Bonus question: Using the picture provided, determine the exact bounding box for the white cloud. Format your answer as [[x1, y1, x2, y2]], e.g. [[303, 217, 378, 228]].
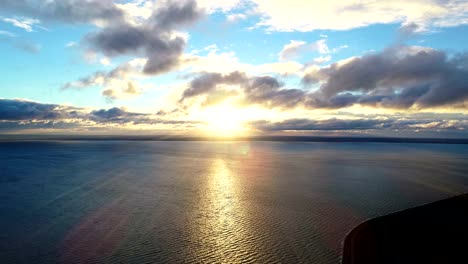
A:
[[315, 39, 330, 54], [1, 17, 41, 32], [182, 51, 244, 73], [197, 0, 243, 12], [331, 44, 349, 53], [204, 44, 219, 53], [116, 0, 154, 26], [62, 58, 148, 100], [227, 13, 248, 22], [65, 41, 77, 48], [278, 39, 330, 61], [311, 55, 332, 64], [250, 0, 468, 32], [100, 57, 112, 66], [182, 49, 305, 76], [278, 40, 307, 61]]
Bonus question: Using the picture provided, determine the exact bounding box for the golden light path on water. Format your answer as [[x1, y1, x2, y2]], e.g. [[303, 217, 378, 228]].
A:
[[189, 156, 260, 263]]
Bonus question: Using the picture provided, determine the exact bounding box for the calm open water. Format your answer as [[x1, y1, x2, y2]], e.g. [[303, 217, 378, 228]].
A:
[[1, 141, 467, 263]]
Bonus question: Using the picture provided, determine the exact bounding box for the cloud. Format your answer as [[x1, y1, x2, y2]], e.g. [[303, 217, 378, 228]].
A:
[[179, 71, 306, 108], [99, 57, 111, 66], [278, 40, 306, 61], [179, 45, 468, 111], [303, 45, 468, 109], [0, 99, 79, 120], [64, 0, 207, 100], [226, 13, 248, 22], [311, 55, 332, 64], [151, 0, 204, 30], [62, 59, 146, 100], [85, 0, 205, 76], [65, 41, 77, 48], [250, 117, 468, 133], [278, 39, 329, 61], [90, 107, 148, 123], [0, 0, 125, 25], [251, 0, 468, 32], [243, 76, 305, 108], [196, 0, 243, 12], [251, 118, 391, 131], [1, 17, 41, 32], [181, 71, 248, 99], [398, 22, 423, 41], [182, 48, 305, 76], [2, 98, 465, 135], [0, 99, 199, 132]]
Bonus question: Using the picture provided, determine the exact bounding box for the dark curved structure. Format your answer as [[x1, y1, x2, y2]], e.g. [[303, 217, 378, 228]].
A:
[[342, 194, 468, 264]]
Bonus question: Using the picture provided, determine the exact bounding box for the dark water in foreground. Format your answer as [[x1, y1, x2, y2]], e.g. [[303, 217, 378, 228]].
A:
[[1, 141, 467, 264]]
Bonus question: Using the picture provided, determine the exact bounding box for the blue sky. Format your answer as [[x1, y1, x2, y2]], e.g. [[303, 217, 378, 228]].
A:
[[0, 0, 468, 137]]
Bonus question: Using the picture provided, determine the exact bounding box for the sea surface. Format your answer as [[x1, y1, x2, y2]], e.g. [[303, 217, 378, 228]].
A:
[[1, 140, 467, 263]]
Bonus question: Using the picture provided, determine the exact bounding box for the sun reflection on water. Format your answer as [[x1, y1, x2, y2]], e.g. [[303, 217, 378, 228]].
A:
[[190, 158, 257, 263], [209, 159, 237, 229]]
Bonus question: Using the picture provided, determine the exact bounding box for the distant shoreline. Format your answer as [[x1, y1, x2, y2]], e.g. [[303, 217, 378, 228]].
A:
[[1, 135, 467, 144]]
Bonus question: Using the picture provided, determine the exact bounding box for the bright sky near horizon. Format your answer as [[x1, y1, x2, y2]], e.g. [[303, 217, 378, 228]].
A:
[[1, 0, 468, 137]]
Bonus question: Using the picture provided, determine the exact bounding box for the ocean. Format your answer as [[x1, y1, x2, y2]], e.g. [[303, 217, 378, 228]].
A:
[[1, 140, 467, 263]]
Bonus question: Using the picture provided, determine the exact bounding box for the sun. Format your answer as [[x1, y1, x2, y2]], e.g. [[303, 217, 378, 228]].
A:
[[201, 104, 248, 137]]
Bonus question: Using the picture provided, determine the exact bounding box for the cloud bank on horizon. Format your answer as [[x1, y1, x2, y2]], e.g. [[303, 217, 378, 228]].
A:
[[0, 0, 467, 137]]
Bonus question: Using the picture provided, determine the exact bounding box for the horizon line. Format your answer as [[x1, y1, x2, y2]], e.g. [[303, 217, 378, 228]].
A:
[[1, 135, 467, 144]]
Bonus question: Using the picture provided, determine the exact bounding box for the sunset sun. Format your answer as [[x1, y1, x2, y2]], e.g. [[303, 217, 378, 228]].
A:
[[202, 104, 248, 137]]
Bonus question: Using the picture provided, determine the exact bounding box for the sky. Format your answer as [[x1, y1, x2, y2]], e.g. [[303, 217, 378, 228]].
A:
[[1, 0, 468, 137]]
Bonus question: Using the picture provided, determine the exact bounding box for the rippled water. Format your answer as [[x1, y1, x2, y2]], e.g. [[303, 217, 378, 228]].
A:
[[1, 141, 468, 263]]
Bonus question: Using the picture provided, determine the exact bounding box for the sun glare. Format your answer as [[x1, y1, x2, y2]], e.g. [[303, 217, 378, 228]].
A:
[[201, 104, 248, 137]]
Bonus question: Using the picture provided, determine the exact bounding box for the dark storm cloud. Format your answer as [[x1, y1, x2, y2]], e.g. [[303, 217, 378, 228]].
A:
[[303, 46, 468, 109], [86, 0, 205, 75], [0, 0, 124, 24]]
